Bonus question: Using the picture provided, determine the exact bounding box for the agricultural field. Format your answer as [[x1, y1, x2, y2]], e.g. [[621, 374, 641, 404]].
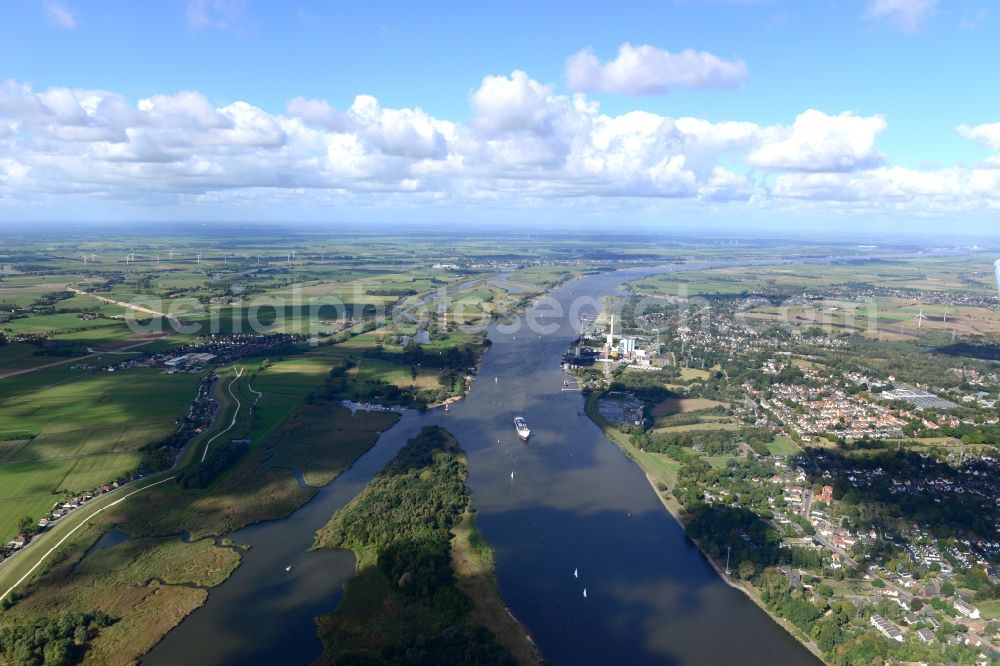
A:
[[348, 357, 442, 393], [630, 255, 999, 298], [0, 344, 55, 373], [651, 397, 727, 417], [0, 368, 201, 540], [628, 255, 1000, 343], [740, 298, 1000, 338], [267, 404, 399, 487]]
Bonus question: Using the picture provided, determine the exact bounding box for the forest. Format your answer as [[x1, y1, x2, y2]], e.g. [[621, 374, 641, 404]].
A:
[[0, 612, 113, 666]]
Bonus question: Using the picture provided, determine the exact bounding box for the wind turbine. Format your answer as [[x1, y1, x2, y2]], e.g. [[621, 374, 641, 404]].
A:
[[913, 309, 927, 329], [169, 250, 174, 260], [196, 253, 202, 264]]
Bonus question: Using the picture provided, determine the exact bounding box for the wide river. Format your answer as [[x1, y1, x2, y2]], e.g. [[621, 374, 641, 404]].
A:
[[144, 263, 820, 665]]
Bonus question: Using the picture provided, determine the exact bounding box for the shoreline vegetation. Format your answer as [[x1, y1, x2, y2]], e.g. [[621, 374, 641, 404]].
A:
[[0, 377, 399, 664], [312, 426, 542, 665], [583, 389, 829, 664]]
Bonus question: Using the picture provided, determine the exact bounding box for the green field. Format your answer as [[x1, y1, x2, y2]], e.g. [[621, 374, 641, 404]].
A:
[[3, 313, 127, 336], [0, 368, 200, 540], [630, 256, 999, 298], [767, 435, 801, 456], [268, 404, 398, 486], [0, 344, 64, 371], [634, 449, 683, 488]]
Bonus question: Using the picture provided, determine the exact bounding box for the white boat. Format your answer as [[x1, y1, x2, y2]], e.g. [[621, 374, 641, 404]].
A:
[[514, 416, 530, 441], [574, 568, 578, 579], [583, 588, 587, 598], [285, 565, 292, 572], [510, 470, 515, 479]]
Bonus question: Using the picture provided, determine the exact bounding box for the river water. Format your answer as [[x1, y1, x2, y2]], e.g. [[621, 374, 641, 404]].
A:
[[144, 264, 820, 665]]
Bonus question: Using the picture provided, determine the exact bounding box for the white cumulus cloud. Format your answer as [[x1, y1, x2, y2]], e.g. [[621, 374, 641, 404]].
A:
[[748, 109, 886, 172], [1, 73, 996, 218], [958, 122, 1000, 152], [565, 43, 748, 96]]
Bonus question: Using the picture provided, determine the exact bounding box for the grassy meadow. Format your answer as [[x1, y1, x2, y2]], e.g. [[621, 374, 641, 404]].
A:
[[0, 369, 200, 541]]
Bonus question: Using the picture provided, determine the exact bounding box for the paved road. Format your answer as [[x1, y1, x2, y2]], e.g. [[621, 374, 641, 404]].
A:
[[68, 286, 178, 321], [0, 476, 177, 603], [802, 488, 814, 519], [201, 367, 248, 463]]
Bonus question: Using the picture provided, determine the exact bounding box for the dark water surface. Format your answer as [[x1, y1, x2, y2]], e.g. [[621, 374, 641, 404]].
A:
[[144, 264, 819, 665]]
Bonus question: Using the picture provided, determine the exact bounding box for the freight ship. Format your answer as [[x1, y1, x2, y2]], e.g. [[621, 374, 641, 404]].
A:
[[514, 415, 530, 441]]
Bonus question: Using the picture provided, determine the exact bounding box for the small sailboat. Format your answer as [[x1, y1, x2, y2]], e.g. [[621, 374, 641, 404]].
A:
[[285, 565, 292, 572], [510, 470, 515, 479], [444, 403, 449, 413], [495, 376, 498, 383], [573, 568, 578, 579], [583, 588, 587, 598]]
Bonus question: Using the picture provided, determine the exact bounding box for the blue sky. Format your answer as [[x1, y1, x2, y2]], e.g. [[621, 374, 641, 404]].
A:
[[1, 0, 999, 232]]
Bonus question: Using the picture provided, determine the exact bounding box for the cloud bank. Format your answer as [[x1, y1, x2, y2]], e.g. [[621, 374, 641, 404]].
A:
[[0, 72, 997, 217]]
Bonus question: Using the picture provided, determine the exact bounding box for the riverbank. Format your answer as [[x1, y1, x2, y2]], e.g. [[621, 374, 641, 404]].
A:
[[0, 513, 242, 665], [0, 388, 396, 662], [451, 508, 543, 666], [312, 426, 541, 664], [582, 389, 828, 664]]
